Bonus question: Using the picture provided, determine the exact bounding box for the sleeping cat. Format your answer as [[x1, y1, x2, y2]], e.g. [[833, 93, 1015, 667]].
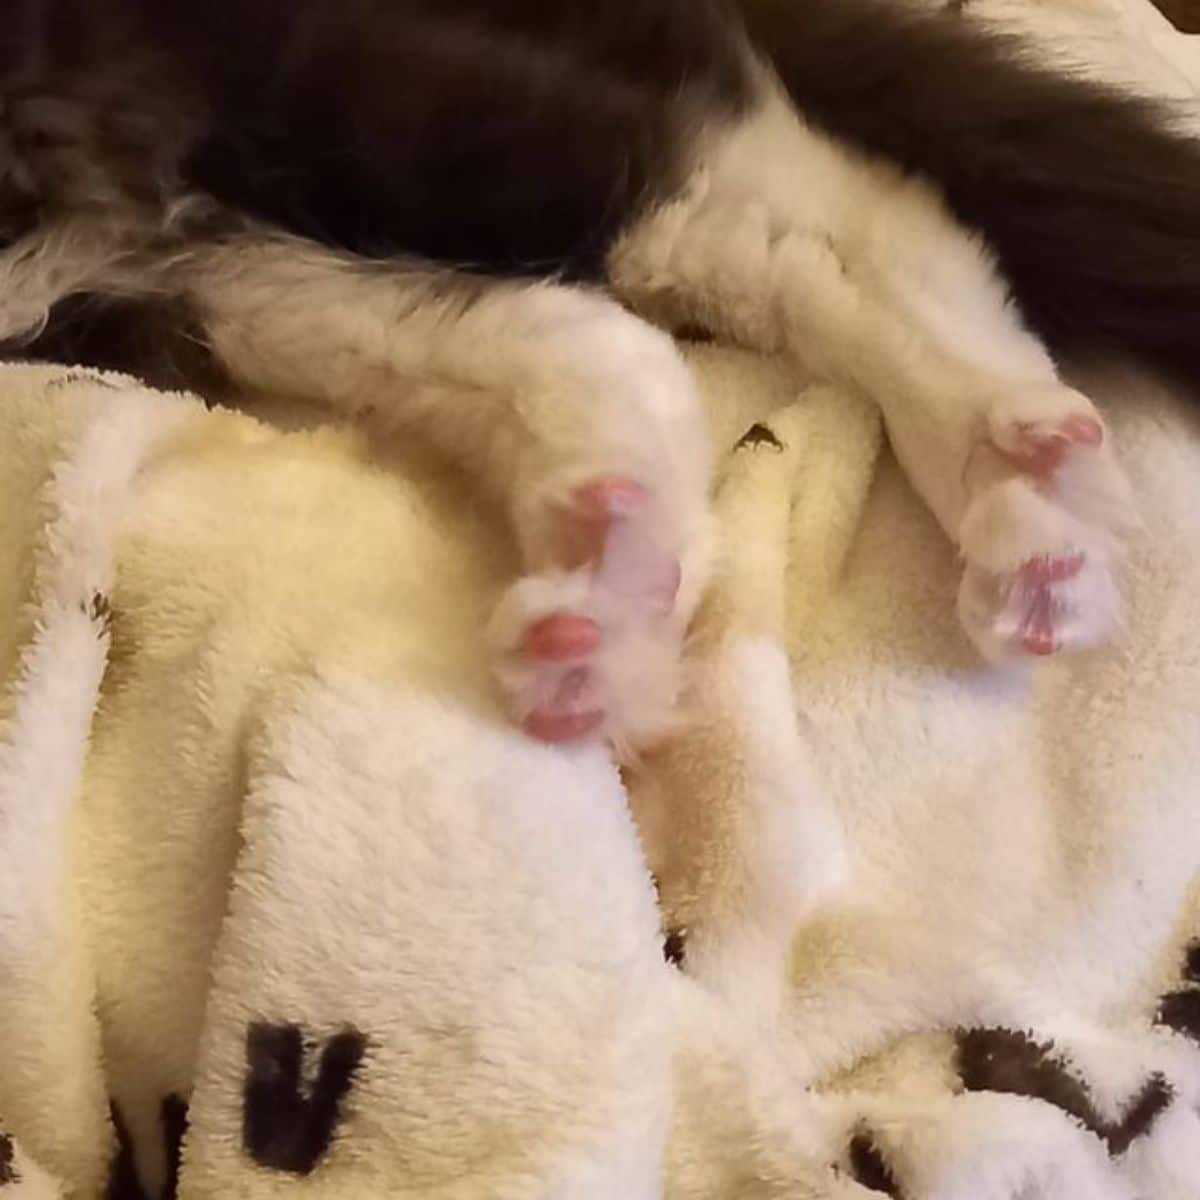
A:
[[1, 0, 1197, 748]]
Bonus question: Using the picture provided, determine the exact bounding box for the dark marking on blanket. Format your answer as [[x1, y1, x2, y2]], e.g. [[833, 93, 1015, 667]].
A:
[[87, 591, 113, 637], [161, 1094, 188, 1200], [672, 322, 716, 345], [1185, 941, 1200, 984], [1158, 989, 1200, 1043], [243, 1022, 367, 1175], [44, 370, 119, 393], [1149, 0, 1200, 33], [848, 1132, 902, 1197], [0, 1133, 19, 1186], [735, 423, 784, 453], [106, 1102, 147, 1200], [956, 1027, 1173, 1156], [662, 927, 687, 969], [1156, 942, 1200, 1043], [1109, 1076, 1176, 1156]]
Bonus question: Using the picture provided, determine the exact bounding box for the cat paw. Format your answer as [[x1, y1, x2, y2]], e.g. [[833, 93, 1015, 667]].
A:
[[489, 477, 686, 748], [987, 405, 1105, 479], [957, 392, 1132, 663]]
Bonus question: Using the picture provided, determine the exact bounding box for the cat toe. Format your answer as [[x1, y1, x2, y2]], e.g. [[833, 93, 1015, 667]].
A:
[[491, 476, 686, 748]]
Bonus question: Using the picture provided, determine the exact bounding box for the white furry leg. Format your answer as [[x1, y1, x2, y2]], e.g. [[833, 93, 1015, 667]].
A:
[[181, 237, 714, 747], [958, 388, 1133, 660], [610, 85, 1134, 665], [487, 475, 688, 747]]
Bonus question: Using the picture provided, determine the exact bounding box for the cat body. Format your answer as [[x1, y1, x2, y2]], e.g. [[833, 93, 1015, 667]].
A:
[[1, 0, 1196, 743]]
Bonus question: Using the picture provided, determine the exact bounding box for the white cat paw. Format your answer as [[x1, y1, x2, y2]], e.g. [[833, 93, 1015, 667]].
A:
[[489, 476, 686, 749], [957, 389, 1133, 663]]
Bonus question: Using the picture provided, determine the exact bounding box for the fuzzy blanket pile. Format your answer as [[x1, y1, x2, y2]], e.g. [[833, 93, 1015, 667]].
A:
[[1, 1, 1199, 1198]]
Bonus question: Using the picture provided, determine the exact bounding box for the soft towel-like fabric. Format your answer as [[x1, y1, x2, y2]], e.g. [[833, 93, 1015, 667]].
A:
[[2, 1, 1200, 1197], [1, 358, 1199, 1199]]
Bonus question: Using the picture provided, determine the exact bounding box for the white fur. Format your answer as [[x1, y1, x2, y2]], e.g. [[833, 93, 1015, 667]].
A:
[[0, 44, 1141, 739], [0, 198, 220, 347], [0, 217, 716, 746], [0, 2, 1197, 1193], [0, 53, 1139, 738], [610, 76, 1133, 663], [0, 218, 138, 343], [181, 237, 715, 747]]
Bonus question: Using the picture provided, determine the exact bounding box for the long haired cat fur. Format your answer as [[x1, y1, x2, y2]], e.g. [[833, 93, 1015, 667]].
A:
[[1, 0, 1197, 745]]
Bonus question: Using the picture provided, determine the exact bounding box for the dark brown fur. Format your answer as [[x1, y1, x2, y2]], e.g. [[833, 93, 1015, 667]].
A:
[[3, 0, 1200, 386], [17, 293, 227, 394], [739, 0, 1200, 378], [53, 0, 750, 276]]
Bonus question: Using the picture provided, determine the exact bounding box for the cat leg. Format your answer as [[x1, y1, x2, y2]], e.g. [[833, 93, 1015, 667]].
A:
[[177, 235, 713, 747], [610, 86, 1132, 662]]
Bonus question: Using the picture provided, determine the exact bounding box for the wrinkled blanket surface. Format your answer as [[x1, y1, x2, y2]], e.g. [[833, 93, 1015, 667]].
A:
[[1, 1, 1200, 1197]]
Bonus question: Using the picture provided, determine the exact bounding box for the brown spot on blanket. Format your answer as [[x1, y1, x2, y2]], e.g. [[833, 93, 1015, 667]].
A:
[[956, 1027, 1173, 1157]]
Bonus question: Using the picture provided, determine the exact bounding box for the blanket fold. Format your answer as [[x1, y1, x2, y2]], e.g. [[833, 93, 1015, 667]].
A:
[[2, 351, 1198, 1199], [2, 1, 1200, 1196]]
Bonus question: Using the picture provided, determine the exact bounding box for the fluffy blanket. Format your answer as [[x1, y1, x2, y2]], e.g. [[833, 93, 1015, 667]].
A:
[[2, 2, 1200, 1198]]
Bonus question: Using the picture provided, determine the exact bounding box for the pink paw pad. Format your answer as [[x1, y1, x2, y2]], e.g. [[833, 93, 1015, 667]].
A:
[[570, 477, 681, 616], [523, 665, 605, 743], [523, 614, 600, 662], [1006, 415, 1104, 478], [571, 477, 650, 553], [514, 475, 682, 745], [1014, 553, 1085, 656]]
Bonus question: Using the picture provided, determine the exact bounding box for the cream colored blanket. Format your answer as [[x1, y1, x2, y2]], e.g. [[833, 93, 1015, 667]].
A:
[[1, 2, 1199, 1198]]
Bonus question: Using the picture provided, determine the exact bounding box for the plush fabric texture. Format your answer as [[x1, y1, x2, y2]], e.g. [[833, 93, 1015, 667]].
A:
[[1, 1, 1199, 1197]]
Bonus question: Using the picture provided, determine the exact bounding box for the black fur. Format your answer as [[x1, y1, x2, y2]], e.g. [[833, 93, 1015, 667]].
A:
[[13, 294, 226, 395], [4, 0, 1200, 385], [738, 0, 1200, 378], [145, 0, 752, 277]]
